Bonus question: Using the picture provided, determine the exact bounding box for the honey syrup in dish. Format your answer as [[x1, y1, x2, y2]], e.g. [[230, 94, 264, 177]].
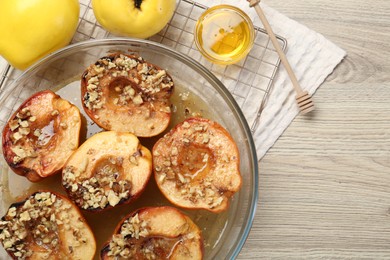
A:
[[0, 79, 233, 259], [195, 5, 254, 65]]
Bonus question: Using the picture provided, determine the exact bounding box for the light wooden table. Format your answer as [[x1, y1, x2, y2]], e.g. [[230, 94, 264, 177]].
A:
[[240, 0, 390, 258], [0, 1, 388, 259]]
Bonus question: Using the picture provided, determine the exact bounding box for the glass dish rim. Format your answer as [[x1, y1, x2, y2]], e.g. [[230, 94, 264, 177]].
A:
[[0, 37, 259, 258]]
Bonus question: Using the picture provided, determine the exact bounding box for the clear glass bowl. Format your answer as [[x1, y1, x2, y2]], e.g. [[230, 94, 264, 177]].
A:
[[0, 38, 258, 259]]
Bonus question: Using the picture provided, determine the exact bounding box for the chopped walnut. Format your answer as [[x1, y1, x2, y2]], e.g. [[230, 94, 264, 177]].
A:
[[8, 120, 19, 131], [0, 192, 88, 259], [63, 162, 132, 210], [51, 110, 59, 116], [106, 213, 150, 257], [83, 54, 174, 113], [19, 120, 29, 128]]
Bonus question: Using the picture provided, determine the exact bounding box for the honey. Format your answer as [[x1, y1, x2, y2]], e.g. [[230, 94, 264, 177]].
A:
[[195, 5, 254, 65]]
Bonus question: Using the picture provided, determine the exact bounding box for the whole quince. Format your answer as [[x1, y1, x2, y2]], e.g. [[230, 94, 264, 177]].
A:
[[0, 0, 79, 70], [92, 0, 176, 39]]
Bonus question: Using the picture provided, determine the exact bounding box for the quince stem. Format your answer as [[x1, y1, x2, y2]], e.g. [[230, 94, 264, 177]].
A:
[[135, 0, 143, 9]]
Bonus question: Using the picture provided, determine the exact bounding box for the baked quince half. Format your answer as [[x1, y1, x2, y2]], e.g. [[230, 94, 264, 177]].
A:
[[153, 117, 242, 213], [101, 206, 203, 259], [62, 131, 152, 211], [0, 191, 96, 259], [2, 90, 81, 182], [81, 53, 174, 137]]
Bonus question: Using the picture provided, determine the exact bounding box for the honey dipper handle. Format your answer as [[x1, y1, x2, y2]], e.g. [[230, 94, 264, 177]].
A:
[[248, 0, 304, 95]]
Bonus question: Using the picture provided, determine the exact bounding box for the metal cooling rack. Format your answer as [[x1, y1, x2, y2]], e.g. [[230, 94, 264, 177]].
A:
[[0, 0, 286, 131]]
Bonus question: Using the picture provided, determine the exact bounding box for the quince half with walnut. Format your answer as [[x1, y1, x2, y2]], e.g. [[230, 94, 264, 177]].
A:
[[2, 90, 82, 182], [62, 131, 152, 212], [0, 191, 96, 259], [0, 0, 79, 70], [153, 117, 242, 213], [81, 53, 174, 137], [101, 206, 203, 259]]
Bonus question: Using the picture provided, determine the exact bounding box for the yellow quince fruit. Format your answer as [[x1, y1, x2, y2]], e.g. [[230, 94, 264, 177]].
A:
[[92, 0, 176, 39], [0, 0, 80, 70]]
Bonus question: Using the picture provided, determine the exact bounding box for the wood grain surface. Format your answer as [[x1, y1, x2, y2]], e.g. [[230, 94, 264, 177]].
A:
[[240, 0, 390, 259]]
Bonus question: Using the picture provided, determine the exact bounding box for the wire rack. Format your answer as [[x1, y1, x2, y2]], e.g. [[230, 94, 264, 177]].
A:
[[0, 0, 286, 132]]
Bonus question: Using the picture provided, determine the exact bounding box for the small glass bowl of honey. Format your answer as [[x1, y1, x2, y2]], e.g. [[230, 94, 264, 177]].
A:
[[195, 5, 255, 65]]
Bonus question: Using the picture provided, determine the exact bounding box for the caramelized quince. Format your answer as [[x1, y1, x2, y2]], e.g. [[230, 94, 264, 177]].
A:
[[81, 53, 174, 137], [153, 117, 242, 213], [62, 131, 152, 211], [2, 90, 81, 182], [0, 191, 96, 259], [101, 206, 203, 259]]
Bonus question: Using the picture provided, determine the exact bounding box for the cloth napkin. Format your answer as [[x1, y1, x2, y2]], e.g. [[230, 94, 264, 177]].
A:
[[0, 0, 346, 160]]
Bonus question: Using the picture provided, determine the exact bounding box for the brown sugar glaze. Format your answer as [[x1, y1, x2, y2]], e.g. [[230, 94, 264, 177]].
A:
[[0, 78, 234, 259]]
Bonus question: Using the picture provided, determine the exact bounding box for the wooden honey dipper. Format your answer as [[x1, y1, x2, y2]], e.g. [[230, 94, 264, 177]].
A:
[[248, 0, 314, 114]]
